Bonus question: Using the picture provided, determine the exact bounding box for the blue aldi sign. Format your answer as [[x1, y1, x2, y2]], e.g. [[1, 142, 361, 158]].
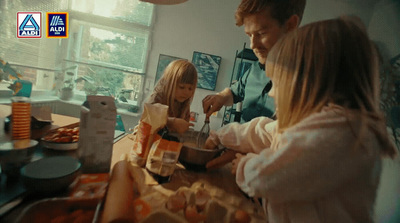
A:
[[47, 12, 68, 38], [17, 12, 41, 38]]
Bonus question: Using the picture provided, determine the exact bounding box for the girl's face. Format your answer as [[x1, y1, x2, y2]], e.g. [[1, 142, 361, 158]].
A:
[[174, 83, 194, 103]]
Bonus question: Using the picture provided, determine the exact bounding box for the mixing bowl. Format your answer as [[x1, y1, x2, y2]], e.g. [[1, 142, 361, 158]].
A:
[[176, 130, 225, 170]]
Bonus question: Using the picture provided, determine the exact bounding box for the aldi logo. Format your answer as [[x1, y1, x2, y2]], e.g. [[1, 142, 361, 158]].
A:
[[46, 12, 68, 38], [17, 12, 41, 38]]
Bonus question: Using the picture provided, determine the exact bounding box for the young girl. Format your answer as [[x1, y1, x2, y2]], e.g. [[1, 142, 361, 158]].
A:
[[147, 59, 197, 133], [205, 17, 397, 222]]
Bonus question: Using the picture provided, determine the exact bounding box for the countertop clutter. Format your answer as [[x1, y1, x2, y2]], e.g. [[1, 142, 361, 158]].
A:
[[105, 136, 266, 223], [0, 104, 265, 223]]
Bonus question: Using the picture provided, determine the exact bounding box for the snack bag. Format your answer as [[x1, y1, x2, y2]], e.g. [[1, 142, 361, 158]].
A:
[[130, 103, 168, 167], [146, 129, 183, 183]]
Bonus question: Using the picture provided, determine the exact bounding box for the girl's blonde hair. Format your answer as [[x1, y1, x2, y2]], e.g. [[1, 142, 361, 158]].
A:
[[266, 17, 396, 157], [149, 59, 197, 120]]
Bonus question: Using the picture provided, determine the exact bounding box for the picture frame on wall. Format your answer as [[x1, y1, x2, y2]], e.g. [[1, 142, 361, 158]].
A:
[[192, 51, 221, 91], [155, 54, 183, 84]]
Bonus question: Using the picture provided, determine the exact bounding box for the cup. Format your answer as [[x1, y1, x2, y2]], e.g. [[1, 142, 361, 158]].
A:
[[11, 96, 31, 140]]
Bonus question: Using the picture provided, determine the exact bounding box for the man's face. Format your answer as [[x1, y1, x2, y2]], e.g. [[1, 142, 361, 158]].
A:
[[243, 8, 288, 65]]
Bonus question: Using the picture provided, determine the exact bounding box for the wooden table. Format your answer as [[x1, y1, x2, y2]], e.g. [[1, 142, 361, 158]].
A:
[[0, 105, 80, 221], [1, 106, 265, 222], [0, 104, 79, 141], [108, 136, 265, 222]]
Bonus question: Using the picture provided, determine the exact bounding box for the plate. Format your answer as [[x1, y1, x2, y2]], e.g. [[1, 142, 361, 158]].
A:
[[40, 122, 79, 150], [40, 140, 78, 151]]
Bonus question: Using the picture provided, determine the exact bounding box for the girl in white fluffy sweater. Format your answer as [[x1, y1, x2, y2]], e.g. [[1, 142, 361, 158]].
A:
[[205, 17, 397, 223]]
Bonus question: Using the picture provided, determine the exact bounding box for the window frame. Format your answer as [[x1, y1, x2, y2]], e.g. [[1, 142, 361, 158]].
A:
[[59, 8, 154, 110]]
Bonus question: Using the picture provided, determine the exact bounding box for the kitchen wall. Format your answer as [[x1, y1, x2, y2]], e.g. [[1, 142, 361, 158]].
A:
[[144, 0, 248, 131], [369, 0, 400, 59]]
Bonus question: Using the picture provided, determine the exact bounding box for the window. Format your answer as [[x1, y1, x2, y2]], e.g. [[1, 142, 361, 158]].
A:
[[0, 0, 69, 91], [65, 0, 154, 109], [0, 0, 154, 111]]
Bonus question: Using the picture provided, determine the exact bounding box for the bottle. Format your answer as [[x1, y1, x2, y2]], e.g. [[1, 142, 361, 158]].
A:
[[234, 102, 242, 122], [146, 128, 182, 184]]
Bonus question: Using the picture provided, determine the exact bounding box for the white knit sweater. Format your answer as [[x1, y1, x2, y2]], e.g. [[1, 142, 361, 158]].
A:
[[211, 105, 394, 223]]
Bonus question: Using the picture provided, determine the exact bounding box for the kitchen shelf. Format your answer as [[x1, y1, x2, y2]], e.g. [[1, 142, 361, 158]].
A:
[[221, 43, 257, 126]]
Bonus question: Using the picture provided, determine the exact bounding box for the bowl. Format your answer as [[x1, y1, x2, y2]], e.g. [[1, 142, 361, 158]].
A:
[[0, 139, 38, 177], [20, 156, 81, 195], [176, 130, 225, 170], [16, 197, 100, 223]]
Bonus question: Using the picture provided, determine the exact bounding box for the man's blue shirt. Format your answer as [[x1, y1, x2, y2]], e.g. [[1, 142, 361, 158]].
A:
[[230, 62, 275, 122]]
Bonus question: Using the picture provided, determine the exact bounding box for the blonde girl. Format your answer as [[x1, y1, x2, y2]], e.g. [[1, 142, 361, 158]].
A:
[[148, 59, 197, 133], [205, 17, 397, 222]]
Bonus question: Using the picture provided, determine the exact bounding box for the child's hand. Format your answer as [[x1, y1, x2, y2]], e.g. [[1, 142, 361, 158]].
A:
[[206, 150, 237, 170], [203, 131, 218, 150], [173, 118, 194, 134], [231, 153, 245, 175]]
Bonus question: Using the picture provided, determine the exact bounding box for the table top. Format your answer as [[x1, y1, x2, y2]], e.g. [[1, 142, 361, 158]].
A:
[[0, 105, 80, 221], [0, 104, 80, 142], [108, 135, 265, 222], [0, 106, 264, 222]]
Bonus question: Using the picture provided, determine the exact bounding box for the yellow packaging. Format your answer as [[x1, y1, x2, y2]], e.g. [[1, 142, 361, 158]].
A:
[[130, 103, 168, 167]]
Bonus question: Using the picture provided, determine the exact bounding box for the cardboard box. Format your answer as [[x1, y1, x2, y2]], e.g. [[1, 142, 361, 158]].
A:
[[78, 96, 116, 173]]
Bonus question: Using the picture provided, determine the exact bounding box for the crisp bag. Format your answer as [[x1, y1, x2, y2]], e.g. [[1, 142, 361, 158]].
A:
[[130, 103, 168, 167], [146, 129, 182, 181]]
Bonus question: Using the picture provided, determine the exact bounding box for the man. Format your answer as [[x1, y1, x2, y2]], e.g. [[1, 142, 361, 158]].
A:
[[204, 0, 306, 169], [202, 0, 306, 123]]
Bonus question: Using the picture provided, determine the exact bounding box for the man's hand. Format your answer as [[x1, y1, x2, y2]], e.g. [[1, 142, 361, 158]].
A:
[[202, 94, 225, 118], [202, 88, 233, 118]]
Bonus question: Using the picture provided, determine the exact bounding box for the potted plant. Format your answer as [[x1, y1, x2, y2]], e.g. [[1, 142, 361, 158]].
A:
[[59, 72, 75, 101]]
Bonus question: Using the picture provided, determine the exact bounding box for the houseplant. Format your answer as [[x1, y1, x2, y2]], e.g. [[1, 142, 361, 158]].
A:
[[59, 72, 75, 101]]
